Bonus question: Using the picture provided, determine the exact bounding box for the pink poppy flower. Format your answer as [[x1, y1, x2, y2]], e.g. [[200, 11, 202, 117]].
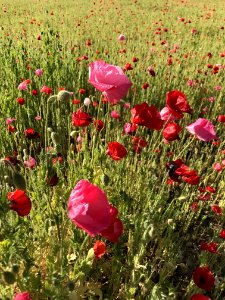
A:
[[186, 118, 218, 142], [118, 34, 126, 41], [68, 180, 112, 236], [160, 107, 178, 122], [111, 110, 120, 119], [24, 156, 36, 169], [13, 292, 32, 300], [18, 82, 28, 91], [68, 180, 123, 242], [89, 60, 132, 104], [35, 69, 43, 76], [6, 118, 16, 125], [40, 85, 53, 94]]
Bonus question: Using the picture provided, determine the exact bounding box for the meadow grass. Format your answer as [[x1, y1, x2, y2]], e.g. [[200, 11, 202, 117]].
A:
[[1, 0, 225, 299]]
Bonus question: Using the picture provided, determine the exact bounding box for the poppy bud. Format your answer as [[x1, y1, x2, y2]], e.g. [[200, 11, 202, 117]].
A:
[[12, 172, 26, 191], [3, 271, 16, 284], [11, 264, 19, 274], [57, 90, 71, 101], [70, 131, 77, 138], [51, 132, 60, 145], [101, 174, 110, 185], [67, 280, 75, 291]]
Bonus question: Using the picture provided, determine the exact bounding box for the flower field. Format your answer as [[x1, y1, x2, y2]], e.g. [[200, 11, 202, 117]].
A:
[[1, 0, 225, 299]]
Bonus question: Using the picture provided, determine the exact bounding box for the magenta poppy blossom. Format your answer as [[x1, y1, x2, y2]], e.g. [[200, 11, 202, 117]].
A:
[[13, 292, 32, 300], [68, 180, 112, 236], [186, 118, 218, 142], [89, 60, 132, 104], [18, 82, 28, 91]]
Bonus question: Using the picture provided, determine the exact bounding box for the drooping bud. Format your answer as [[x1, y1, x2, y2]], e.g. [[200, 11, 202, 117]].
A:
[[51, 132, 60, 145], [101, 174, 110, 185], [3, 271, 16, 284], [12, 172, 26, 191], [11, 264, 19, 274], [57, 90, 71, 101]]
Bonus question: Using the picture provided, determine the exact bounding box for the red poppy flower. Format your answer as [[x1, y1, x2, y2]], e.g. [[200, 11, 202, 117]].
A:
[[124, 63, 133, 71], [163, 122, 182, 141], [220, 229, 225, 239], [201, 242, 218, 254], [192, 266, 215, 291], [7, 125, 15, 133], [107, 142, 127, 161], [131, 102, 164, 130], [218, 115, 225, 122], [211, 205, 222, 215], [17, 98, 25, 105], [72, 109, 92, 127], [93, 120, 104, 131], [31, 89, 38, 96], [7, 190, 31, 217], [100, 217, 123, 243], [93, 240, 106, 259], [40, 85, 53, 94], [142, 83, 149, 89], [79, 88, 86, 94], [131, 136, 147, 153], [190, 294, 211, 300], [166, 90, 192, 119], [24, 128, 40, 139]]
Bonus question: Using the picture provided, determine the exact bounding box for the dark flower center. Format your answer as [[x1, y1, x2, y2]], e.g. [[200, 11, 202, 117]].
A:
[[199, 276, 206, 285]]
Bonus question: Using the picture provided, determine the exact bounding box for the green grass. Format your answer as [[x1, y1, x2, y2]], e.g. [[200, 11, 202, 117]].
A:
[[1, 0, 225, 299]]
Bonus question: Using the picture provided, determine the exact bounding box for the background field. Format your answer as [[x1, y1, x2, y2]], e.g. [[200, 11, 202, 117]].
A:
[[1, 0, 225, 299]]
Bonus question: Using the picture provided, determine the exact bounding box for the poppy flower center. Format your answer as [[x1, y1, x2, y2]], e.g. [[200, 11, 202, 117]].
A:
[[199, 276, 206, 284]]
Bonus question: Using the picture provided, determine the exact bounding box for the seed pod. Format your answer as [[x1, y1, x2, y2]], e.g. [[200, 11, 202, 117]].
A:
[[3, 271, 16, 284], [57, 90, 71, 101], [12, 172, 26, 191]]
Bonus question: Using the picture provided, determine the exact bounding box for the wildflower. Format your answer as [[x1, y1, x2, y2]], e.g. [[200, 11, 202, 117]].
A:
[[111, 110, 120, 119], [72, 109, 92, 127], [118, 34, 126, 41], [7, 190, 32, 217], [68, 180, 123, 242], [107, 142, 127, 161], [93, 241, 106, 259], [192, 266, 215, 291], [89, 60, 132, 104], [166, 90, 192, 119], [17, 98, 25, 105], [18, 82, 28, 91], [163, 122, 182, 141], [147, 66, 156, 77], [24, 156, 36, 169], [40, 85, 53, 94], [93, 120, 104, 131], [186, 118, 218, 142], [35, 69, 43, 76], [131, 102, 164, 130]]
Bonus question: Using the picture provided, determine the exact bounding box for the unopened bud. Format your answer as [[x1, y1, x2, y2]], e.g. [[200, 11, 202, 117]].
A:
[[70, 131, 77, 138], [3, 271, 16, 284], [11, 264, 19, 274], [57, 90, 71, 101], [51, 132, 60, 145], [167, 219, 173, 225], [12, 172, 26, 190], [101, 174, 110, 185]]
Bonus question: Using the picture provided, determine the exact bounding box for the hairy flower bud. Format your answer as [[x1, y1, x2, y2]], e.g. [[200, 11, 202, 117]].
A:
[[57, 90, 71, 101], [3, 271, 16, 284], [51, 132, 60, 145], [12, 172, 26, 191]]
